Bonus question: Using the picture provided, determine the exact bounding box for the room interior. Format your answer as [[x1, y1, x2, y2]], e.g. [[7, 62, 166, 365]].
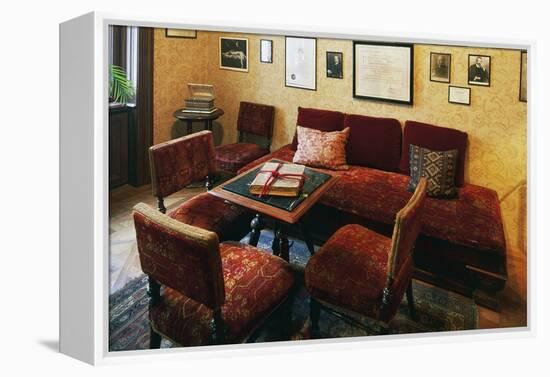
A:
[[108, 25, 527, 351]]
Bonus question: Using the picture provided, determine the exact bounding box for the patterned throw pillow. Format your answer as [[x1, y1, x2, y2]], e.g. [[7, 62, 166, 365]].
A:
[[293, 126, 350, 170], [408, 144, 458, 198]]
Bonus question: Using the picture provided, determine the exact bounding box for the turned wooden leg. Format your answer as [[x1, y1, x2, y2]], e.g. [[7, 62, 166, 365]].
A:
[[150, 330, 161, 349], [271, 223, 280, 256], [156, 197, 166, 214], [210, 308, 226, 345], [309, 297, 321, 338], [205, 174, 213, 191], [147, 277, 162, 349], [249, 214, 263, 247], [277, 225, 290, 262], [406, 280, 417, 320], [186, 120, 193, 134], [299, 221, 315, 255]]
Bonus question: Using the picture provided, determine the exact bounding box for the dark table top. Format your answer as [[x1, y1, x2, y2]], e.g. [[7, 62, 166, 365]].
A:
[[173, 108, 224, 121]]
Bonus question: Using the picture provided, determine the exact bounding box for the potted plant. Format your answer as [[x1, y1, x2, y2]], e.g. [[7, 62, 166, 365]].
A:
[[109, 65, 135, 105]]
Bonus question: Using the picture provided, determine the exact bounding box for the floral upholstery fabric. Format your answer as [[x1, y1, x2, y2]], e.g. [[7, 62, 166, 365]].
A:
[[149, 131, 217, 198], [239, 146, 506, 255], [168, 193, 252, 241], [150, 242, 295, 346], [305, 224, 391, 318], [293, 126, 350, 170], [237, 101, 275, 137], [133, 203, 225, 309], [215, 143, 270, 173]]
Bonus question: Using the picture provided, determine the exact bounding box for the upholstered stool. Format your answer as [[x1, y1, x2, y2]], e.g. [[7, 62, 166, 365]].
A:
[[305, 178, 428, 334]]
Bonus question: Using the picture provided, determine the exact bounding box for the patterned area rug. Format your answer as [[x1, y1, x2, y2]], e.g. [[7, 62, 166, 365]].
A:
[[109, 231, 478, 351]]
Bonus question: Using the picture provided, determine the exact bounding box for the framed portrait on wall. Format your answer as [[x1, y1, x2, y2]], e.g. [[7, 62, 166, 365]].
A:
[[430, 52, 451, 83], [353, 41, 413, 105], [260, 39, 273, 63], [285, 36, 317, 90], [219, 37, 249, 72], [326, 51, 343, 79], [468, 54, 491, 86], [520, 51, 527, 102]]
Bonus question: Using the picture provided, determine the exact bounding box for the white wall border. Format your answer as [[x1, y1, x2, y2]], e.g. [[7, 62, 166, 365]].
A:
[[59, 11, 534, 366]]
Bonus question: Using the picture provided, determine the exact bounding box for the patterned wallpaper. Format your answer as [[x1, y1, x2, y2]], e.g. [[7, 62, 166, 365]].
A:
[[153, 29, 527, 252]]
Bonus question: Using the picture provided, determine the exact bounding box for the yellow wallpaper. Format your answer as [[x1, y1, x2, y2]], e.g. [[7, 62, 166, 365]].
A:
[[153, 29, 527, 252]]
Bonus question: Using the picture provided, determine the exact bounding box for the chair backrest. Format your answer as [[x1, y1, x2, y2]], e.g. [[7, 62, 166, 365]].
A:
[[149, 131, 217, 198], [133, 202, 225, 310], [386, 178, 428, 279], [237, 101, 275, 139]]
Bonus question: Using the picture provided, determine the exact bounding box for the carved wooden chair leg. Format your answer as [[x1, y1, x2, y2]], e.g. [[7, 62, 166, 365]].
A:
[[156, 196, 166, 214], [248, 214, 263, 247], [406, 280, 417, 320], [309, 297, 321, 338], [150, 329, 162, 349]]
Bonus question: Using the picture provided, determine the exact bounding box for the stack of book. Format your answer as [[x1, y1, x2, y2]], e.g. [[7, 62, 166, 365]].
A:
[[181, 83, 217, 114], [249, 162, 306, 197]]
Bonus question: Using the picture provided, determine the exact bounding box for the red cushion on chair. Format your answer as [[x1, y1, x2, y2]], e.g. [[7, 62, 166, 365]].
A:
[[150, 242, 295, 346], [344, 114, 402, 171], [216, 143, 270, 173], [399, 120, 468, 187], [169, 193, 251, 241], [305, 224, 390, 318], [291, 107, 345, 150]]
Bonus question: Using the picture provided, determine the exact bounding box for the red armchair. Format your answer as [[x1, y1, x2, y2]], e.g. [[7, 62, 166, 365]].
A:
[[305, 178, 428, 334], [215, 101, 275, 173], [133, 203, 295, 347], [149, 130, 251, 241]]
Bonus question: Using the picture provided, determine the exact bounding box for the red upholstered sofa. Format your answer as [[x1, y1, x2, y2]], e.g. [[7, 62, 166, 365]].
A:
[[239, 107, 507, 309]]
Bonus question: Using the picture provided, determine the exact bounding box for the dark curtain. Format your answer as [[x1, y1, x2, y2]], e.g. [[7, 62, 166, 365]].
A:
[[111, 26, 127, 69]]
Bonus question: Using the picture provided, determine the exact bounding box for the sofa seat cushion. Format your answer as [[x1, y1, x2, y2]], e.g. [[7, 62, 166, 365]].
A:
[[305, 224, 390, 318], [216, 143, 270, 173], [168, 193, 251, 241], [150, 242, 295, 346], [320, 166, 506, 254], [238, 144, 296, 174]]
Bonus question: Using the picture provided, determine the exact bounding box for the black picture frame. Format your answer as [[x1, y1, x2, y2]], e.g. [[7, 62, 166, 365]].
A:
[[326, 51, 343, 79], [448, 85, 471, 106], [219, 37, 249, 72], [430, 52, 451, 83], [165, 28, 197, 39], [353, 41, 414, 105], [260, 39, 273, 63], [468, 54, 491, 87], [285, 36, 317, 91], [520, 50, 527, 102]]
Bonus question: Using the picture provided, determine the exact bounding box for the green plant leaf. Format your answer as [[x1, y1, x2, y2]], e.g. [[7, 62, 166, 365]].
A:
[[109, 65, 136, 104]]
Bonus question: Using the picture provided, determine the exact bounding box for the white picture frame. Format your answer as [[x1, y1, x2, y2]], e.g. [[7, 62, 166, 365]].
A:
[[285, 36, 317, 90], [448, 85, 471, 105], [260, 39, 273, 63]]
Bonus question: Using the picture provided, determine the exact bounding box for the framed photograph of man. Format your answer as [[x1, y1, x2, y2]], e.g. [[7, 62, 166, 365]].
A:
[[468, 54, 491, 86], [430, 52, 451, 83], [220, 37, 249, 72], [260, 39, 273, 63], [520, 51, 527, 102], [326, 51, 343, 79], [285, 36, 317, 90]]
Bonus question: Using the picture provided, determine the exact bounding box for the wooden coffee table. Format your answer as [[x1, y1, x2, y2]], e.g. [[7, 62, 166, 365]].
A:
[[208, 160, 338, 262]]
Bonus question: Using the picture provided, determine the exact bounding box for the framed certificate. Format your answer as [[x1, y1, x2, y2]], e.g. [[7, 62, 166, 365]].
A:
[[353, 41, 413, 105], [448, 85, 471, 105], [285, 36, 317, 90]]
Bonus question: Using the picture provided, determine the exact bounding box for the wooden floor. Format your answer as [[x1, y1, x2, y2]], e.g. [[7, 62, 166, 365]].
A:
[[109, 183, 527, 330]]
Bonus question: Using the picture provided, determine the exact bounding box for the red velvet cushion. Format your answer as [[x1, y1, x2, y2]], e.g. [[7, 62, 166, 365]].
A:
[[216, 143, 270, 173], [169, 193, 252, 241], [150, 242, 295, 346], [291, 107, 345, 150], [399, 121, 468, 187], [344, 114, 402, 171], [305, 224, 390, 318]]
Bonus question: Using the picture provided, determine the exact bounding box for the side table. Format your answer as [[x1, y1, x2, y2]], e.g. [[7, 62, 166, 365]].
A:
[[173, 108, 224, 134]]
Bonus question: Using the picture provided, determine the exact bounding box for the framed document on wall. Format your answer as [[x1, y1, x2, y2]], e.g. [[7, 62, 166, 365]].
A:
[[285, 36, 317, 90], [353, 41, 413, 105]]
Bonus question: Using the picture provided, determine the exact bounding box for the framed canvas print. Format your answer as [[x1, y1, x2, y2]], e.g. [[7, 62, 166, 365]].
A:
[[59, 12, 531, 366], [260, 39, 273, 63], [430, 52, 451, 83], [520, 50, 527, 102], [165, 28, 197, 38], [468, 54, 491, 86], [353, 41, 414, 104], [285, 36, 317, 90], [326, 51, 343, 78], [220, 37, 249, 72], [448, 85, 471, 105]]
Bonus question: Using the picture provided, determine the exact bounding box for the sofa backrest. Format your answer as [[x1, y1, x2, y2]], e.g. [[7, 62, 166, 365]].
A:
[[344, 114, 402, 171], [292, 107, 345, 150], [399, 120, 468, 187]]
